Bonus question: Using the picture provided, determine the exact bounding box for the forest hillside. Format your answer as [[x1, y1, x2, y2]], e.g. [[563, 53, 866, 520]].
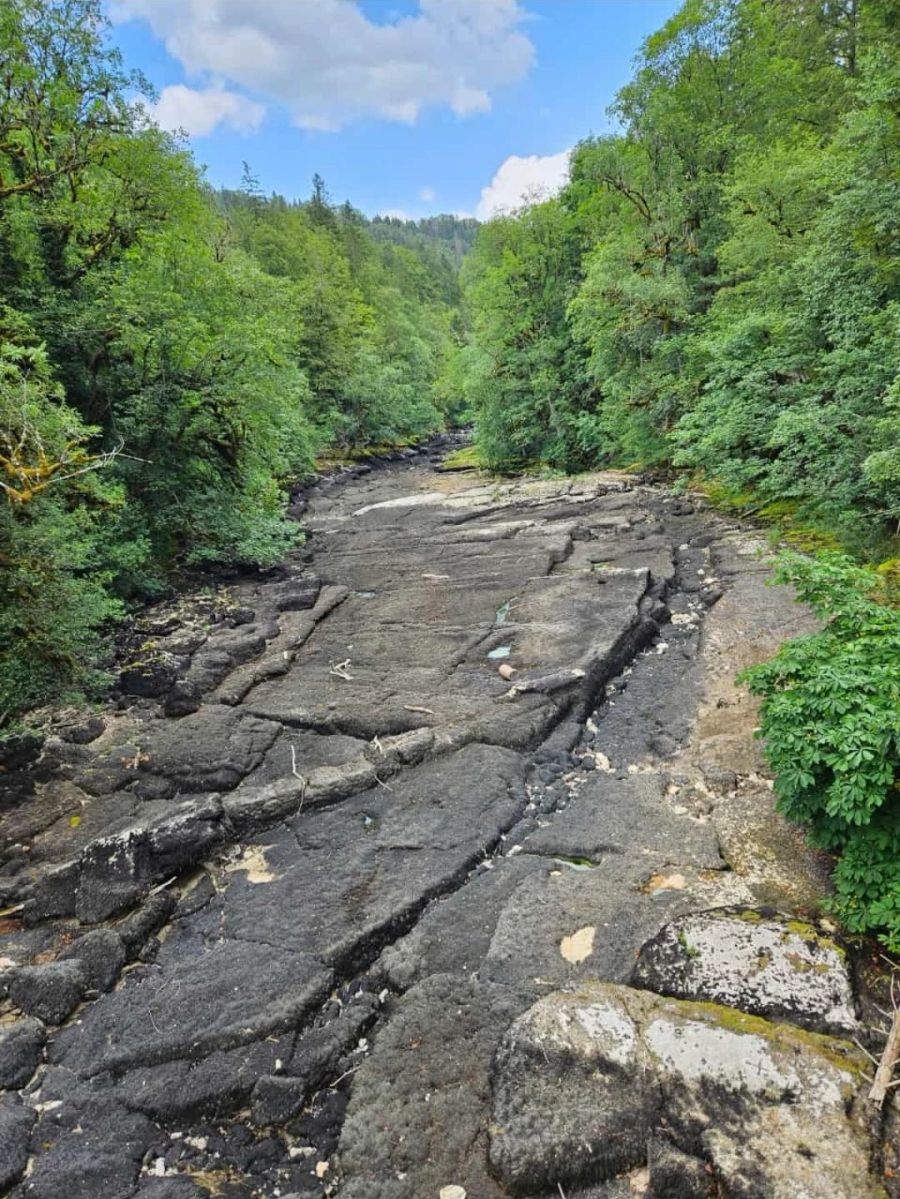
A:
[[461, 0, 899, 558], [0, 1, 467, 716]]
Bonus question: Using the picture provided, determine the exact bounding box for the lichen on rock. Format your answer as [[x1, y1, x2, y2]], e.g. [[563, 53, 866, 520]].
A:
[[489, 981, 878, 1199], [631, 908, 858, 1036]]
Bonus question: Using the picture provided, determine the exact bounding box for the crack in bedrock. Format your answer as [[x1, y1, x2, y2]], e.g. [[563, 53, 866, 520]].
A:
[[61, 523, 710, 1112], [299, 549, 719, 1003], [86, 570, 679, 1101], [240, 565, 691, 1026]]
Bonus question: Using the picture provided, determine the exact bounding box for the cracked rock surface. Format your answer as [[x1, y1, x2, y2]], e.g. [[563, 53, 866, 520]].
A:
[[0, 446, 887, 1198]]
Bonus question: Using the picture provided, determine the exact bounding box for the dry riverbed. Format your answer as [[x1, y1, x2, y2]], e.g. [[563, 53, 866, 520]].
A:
[[0, 445, 893, 1199]]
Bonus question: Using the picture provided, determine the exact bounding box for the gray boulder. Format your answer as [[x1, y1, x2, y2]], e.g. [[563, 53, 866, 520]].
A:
[[631, 909, 858, 1035], [0, 1017, 45, 1088], [489, 981, 873, 1199], [0, 1095, 34, 1190], [9, 960, 86, 1024], [59, 928, 127, 993]]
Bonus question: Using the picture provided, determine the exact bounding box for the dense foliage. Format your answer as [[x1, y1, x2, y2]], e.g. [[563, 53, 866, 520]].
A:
[[0, 1, 462, 717], [741, 554, 900, 948], [462, 0, 900, 551], [369, 213, 480, 266]]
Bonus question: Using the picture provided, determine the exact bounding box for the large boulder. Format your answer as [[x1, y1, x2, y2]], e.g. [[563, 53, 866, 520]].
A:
[[0, 1095, 34, 1190], [8, 960, 86, 1024], [489, 982, 876, 1199], [490, 985, 661, 1191], [0, 1017, 45, 1089]]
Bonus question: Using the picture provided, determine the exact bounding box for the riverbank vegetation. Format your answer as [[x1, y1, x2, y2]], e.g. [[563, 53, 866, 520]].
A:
[[461, 0, 899, 557], [0, 0, 465, 716]]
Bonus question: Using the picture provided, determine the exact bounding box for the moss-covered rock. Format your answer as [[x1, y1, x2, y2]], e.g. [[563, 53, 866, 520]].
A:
[[631, 908, 857, 1036], [489, 981, 880, 1199]]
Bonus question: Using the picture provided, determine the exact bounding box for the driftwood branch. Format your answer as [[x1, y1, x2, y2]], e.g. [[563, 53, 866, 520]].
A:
[[869, 1006, 900, 1108], [870, 969, 900, 1108]]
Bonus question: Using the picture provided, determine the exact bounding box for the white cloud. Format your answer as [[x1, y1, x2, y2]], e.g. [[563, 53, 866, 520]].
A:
[[419, 186, 437, 202], [112, 0, 534, 132], [476, 149, 571, 220], [149, 84, 265, 137]]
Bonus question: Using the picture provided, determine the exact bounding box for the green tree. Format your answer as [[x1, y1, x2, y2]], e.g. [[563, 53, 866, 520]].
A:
[[462, 200, 595, 471]]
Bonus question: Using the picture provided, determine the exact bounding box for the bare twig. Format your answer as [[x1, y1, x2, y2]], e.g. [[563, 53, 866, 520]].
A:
[[290, 745, 308, 812], [329, 659, 354, 681], [328, 1065, 360, 1089], [869, 1006, 900, 1108], [147, 876, 177, 897], [403, 705, 435, 715], [854, 1037, 881, 1066]]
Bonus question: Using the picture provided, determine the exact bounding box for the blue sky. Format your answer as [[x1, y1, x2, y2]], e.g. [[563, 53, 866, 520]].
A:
[[107, 0, 682, 219]]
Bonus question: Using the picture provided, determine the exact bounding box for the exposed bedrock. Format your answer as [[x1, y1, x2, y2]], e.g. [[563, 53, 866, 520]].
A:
[[0, 451, 883, 1199]]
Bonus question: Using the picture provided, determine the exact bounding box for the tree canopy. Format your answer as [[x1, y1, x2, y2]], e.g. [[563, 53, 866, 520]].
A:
[[462, 0, 900, 554]]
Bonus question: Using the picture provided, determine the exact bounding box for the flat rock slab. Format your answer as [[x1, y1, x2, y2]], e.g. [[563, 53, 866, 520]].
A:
[[48, 744, 526, 1084], [522, 772, 723, 868], [17, 1074, 156, 1199], [480, 854, 699, 992], [0, 456, 872, 1199], [631, 909, 858, 1036], [50, 937, 332, 1077], [377, 855, 543, 991], [337, 974, 528, 1199], [221, 743, 527, 969], [490, 981, 873, 1199]]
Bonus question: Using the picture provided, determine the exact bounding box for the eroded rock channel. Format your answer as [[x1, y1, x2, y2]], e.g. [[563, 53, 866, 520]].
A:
[[0, 448, 889, 1198]]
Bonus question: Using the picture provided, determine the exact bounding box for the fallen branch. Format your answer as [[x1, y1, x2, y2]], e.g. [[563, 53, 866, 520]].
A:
[[329, 658, 354, 681], [328, 1064, 361, 1090], [502, 667, 586, 700], [870, 1005, 900, 1108], [147, 876, 178, 897]]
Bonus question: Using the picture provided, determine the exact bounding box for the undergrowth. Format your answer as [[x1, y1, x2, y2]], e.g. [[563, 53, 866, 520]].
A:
[[740, 552, 900, 950]]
